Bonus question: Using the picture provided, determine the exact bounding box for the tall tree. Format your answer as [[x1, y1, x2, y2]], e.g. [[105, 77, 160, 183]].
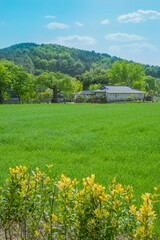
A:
[[89, 83, 102, 90], [155, 78, 160, 96], [128, 63, 145, 88], [12, 71, 36, 103], [71, 79, 83, 94], [108, 60, 145, 90], [82, 68, 108, 89], [74, 60, 84, 75], [0, 61, 11, 104], [36, 72, 74, 102], [143, 76, 156, 93], [107, 61, 122, 84], [3, 61, 36, 103]]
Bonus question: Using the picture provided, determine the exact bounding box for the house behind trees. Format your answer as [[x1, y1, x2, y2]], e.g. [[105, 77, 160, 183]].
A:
[[73, 85, 145, 102]]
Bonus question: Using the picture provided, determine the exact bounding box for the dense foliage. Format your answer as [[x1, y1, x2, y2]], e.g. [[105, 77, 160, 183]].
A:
[[1, 43, 160, 103], [0, 43, 113, 76], [0, 165, 159, 239], [0, 60, 82, 103], [0, 60, 36, 104], [0, 43, 160, 78]]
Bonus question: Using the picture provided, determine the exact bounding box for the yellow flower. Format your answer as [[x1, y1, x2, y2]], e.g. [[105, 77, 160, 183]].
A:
[[24, 179, 27, 184], [80, 210, 85, 215], [130, 205, 137, 216], [125, 195, 129, 200], [115, 183, 124, 194], [151, 193, 157, 200], [110, 191, 114, 197], [48, 164, 54, 173], [41, 172, 46, 178], [52, 214, 58, 221], [34, 232, 39, 237], [75, 201, 79, 208], [73, 178, 79, 186], [44, 176, 50, 185], [44, 223, 50, 233], [82, 178, 87, 187], [141, 193, 150, 201], [86, 174, 95, 186], [23, 166, 27, 171]]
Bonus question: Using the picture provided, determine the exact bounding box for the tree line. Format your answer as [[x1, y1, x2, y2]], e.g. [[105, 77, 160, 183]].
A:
[[0, 43, 112, 76], [0, 60, 82, 104], [76, 60, 160, 95], [1, 58, 160, 104], [1, 43, 160, 79], [1, 43, 160, 104]]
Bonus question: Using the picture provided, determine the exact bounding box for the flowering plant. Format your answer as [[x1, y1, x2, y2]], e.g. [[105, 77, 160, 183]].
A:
[[0, 166, 159, 239]]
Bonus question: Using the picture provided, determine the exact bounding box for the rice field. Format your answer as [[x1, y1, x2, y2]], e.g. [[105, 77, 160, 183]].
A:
[[0, 103, 160, 231]]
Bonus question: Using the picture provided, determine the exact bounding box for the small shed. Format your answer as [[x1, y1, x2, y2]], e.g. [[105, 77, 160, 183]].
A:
[[93, 85, 145, 102]]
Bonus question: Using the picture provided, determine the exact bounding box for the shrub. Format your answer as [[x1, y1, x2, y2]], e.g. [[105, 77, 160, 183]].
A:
[[74, 98, 84, 103], [0, 166, 159, 239], [34, 91, 52, 103], [84, 96, 91, 103], [77, 95, 83, 99], [126, 96, 132, 101]]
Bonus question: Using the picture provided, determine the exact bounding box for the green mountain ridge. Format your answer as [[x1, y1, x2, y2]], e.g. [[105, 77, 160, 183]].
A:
[[0, 42, 160, 78]]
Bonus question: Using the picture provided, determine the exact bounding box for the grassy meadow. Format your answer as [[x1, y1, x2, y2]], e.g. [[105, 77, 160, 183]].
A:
[[0, 103, 160, 231]]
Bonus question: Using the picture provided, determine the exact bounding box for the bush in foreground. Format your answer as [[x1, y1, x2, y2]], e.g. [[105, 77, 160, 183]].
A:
[[0, 166, 159, 240]]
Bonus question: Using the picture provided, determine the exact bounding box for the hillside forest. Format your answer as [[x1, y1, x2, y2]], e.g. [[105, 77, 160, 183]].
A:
[[0, 43, 160, 104]]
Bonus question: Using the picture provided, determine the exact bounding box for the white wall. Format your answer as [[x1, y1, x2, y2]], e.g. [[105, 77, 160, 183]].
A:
[[106, 93, 144, 102], [74, 94, 94, 99]]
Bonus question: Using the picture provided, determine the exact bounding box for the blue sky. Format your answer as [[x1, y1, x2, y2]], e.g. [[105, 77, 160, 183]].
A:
[[0, 0, 160, 66]]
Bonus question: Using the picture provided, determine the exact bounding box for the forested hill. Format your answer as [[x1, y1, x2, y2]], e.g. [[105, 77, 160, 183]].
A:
[[0, 43, 114, 76], [0, 42, 160, 78]]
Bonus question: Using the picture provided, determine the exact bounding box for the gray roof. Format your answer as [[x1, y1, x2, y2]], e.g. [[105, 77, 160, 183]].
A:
[[73, 91, 95, 95], [93, 85, 145, 94]]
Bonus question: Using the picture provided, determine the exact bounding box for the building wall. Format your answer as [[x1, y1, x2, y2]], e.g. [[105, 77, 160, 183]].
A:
[[74, 94, 94, 99], [95, 92, 106, 97], [106, 93, 144, 102]]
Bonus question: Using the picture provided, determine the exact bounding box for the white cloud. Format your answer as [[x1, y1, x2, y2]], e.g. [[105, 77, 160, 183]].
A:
[[46, 22, 69, 29], [75, 21, 84, 27], [55, 35, 95, 45], [118, 10, 160, 23], [45, 35, 95, 51], [45, 15, 56, 19], [105, 33, 144, 42], [46, 35, 96, 49], [100, 19, 109, 24]]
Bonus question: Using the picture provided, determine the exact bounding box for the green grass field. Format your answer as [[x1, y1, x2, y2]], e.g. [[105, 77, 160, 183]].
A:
[[0, 103, 160, 231]]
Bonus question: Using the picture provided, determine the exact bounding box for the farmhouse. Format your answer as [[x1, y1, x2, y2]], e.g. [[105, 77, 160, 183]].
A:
[[93, 85, 145, 102], [73, 85, 145, 102]]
